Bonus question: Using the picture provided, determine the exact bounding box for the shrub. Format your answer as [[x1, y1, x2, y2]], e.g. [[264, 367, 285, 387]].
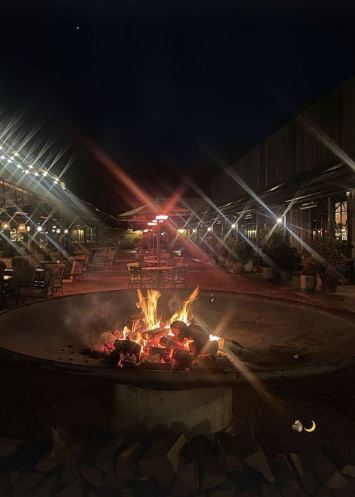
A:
[[235, 239, 253, 265]]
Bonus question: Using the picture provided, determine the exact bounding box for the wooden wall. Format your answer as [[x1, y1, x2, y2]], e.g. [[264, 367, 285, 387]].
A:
[[211, 76, 355, 206]]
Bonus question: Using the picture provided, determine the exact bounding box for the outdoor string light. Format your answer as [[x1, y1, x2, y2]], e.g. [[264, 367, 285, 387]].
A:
[[0, 141, 67, 190]]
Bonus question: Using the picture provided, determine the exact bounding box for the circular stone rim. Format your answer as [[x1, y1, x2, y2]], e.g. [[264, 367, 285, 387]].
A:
[[0, 288, 355, 386]]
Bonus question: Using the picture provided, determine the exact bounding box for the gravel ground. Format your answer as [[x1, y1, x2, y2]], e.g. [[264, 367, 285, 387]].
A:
[[1, 357, 355, 462]]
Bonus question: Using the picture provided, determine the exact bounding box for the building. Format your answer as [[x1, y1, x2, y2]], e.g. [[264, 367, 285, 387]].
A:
[[0, 141, 120, 257], [206, 75, 355, 257]]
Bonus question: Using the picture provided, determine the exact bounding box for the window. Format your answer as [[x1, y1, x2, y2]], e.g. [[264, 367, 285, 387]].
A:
[[240, 214, 257, 241], [72, 227, 85, 242], [335, 201, 348, 241], [84, 227, 97, 242]]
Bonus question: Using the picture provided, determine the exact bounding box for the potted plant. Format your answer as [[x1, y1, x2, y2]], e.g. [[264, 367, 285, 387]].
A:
[[235, 239, 254, 272], [261, 227, 298, 282], [259, 226, 283, 281], [217, 244, 227, 265], [300, 254, 319, 292], [311, 236, 346, 293], [223, 239, 241, 273]]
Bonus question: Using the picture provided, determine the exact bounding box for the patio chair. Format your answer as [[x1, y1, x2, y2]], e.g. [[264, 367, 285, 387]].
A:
[[161, 267, 174, 288], [16, 267, 56, 304], [72, 256, 86, 279], [89, 251, 107, 271], [41, 263, 66, 295], [127, 265, 142, 288], [62, 259, 78, 288], [105, 248, 117, 268], [141, 268, 157, 289], [82, 254, 90, 275], [12, 256, 37, 286], [173, 265, 188, 287]]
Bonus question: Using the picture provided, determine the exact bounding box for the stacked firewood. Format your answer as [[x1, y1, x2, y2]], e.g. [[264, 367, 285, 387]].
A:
[[0, 426, 355, 496]]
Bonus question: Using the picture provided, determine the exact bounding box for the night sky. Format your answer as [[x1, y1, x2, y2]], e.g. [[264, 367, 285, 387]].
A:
[[1, 1, 355, 213]]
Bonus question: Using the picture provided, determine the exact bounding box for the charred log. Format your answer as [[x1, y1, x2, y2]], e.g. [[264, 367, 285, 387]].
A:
[[114, 340, 141, 358], [172, 349, 194, 367]]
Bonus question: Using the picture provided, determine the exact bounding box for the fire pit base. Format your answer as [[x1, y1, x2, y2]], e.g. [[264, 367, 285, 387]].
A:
[[113, 384, 233, 434]]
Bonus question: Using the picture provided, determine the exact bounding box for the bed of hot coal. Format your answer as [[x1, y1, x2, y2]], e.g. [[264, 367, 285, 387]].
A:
[[82, 318, 243, 373]]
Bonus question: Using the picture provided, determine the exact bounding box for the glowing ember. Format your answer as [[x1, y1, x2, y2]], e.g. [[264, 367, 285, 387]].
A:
[[94, 287, 224, 369]]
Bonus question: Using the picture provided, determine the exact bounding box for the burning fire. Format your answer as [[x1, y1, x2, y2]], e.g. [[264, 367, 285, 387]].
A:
[[95, 287, 222, 369], [168, 287, 199, 325]]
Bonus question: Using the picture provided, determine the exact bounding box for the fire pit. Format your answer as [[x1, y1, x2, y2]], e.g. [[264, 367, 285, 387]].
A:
[[1, 289, 355, 433]]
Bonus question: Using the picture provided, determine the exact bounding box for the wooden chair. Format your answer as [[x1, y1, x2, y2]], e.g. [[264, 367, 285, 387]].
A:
[[62, 260, 78, 289], [16, 267, 56, 304], [90, 251, 107, 271], [72, 256, 85, 280], [173, 265, 188, 287], [127, 264, 142, 288], [79, 254, 90, 276], [41, 263, 66, 295], [12, 256, 37, 285], [105, 248, 117, 268], [141, 269, 157, 289], [161, 268, 174, 288]]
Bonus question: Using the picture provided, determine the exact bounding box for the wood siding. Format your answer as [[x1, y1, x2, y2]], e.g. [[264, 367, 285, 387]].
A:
[[211, 76, 355, 206]]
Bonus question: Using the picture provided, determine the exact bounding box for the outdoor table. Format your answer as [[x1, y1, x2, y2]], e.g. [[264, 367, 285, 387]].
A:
[[141, 266, 173, 288]]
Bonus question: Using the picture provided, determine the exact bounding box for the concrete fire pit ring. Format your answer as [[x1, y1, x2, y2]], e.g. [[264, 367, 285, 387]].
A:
[[1, 289, 355, 432]]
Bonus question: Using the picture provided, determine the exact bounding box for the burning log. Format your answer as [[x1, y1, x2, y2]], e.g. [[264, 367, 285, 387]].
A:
[[170, 321, 189, 339], [142, 327, 168, 341], [110, 340, 142, 368], [172, 349, 194, 367], [170, 321, 211, 355], [183, 324, 210, 355], [114, 340, 141, 358], [149, 347, 170, 362]]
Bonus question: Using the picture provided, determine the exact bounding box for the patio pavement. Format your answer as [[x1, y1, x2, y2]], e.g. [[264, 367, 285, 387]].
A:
[[60, 259, 355, 316]]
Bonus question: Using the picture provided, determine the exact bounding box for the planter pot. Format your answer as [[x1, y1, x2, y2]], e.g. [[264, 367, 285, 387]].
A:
[[300, 274, 317, 292], [280, 270, 292, 282], [244, 260, 253, 273], [226, 261, 234, 272], [262, 267, 274, 281], [233, 262, 244, 274]]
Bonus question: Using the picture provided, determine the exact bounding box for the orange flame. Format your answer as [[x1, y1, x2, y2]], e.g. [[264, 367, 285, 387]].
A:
[[119, 287, 200, 355], [136, 288, 162, 330], [169, 287, 199, 325]]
